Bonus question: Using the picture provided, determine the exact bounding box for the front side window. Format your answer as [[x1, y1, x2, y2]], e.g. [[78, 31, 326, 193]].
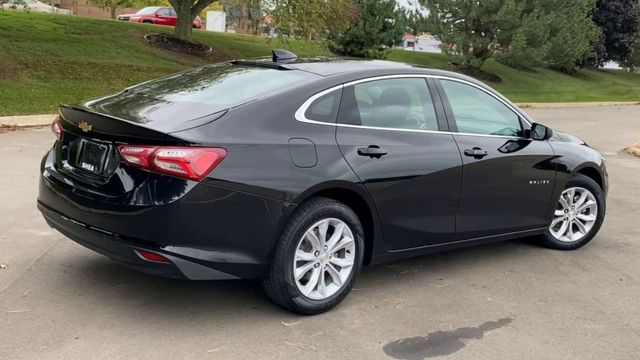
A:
[[440, 80, 522, 136], [338, 78, 438, 131]]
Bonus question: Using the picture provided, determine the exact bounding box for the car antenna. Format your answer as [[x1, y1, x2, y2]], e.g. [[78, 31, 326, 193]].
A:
[[272, 49, 298, 63]]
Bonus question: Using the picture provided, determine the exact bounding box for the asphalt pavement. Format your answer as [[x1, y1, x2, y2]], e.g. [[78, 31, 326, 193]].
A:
[[1, 105, 639, 359]]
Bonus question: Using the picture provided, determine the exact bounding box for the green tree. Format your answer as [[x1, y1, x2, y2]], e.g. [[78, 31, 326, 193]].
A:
[[591, 0, 640, 66], [329, 0, 405, 58], [543, 0, 600, 72], [495, 3, 550, 69], [420, 0, 521, 69], [423, 0, 600, 73], [268, 0, 357, 40], [622, 40, 640, 70]]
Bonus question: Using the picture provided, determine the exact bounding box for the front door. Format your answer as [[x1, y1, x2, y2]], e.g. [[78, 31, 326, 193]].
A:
[[336, 77, 462, 250], [436, 79, 557, 240]]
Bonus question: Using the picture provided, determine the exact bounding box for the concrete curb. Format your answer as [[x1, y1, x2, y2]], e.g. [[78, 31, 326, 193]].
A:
[[517, 101, 639, 108], [0, 114, 56, 127]]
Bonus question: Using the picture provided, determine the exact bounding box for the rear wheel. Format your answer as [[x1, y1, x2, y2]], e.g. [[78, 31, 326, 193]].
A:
[[540, 174, 605, 250], [262, 197, 364, 314]]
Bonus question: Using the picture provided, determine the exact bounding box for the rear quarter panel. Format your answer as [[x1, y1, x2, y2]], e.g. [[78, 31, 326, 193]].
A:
[[171, 81, 379, 261]]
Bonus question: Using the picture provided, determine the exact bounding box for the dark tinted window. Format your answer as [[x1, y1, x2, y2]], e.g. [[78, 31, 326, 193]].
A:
[[304, 90, 341, 123], [440, 80, 522, 136], [338, 78, 438, 131]]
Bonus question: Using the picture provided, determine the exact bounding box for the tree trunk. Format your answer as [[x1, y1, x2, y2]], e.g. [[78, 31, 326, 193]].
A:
[[238, 3, 249, 34], [174, 1, 194, 41], [110, 5, 116, 19]]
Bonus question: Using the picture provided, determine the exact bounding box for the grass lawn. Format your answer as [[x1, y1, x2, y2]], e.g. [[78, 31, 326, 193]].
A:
[[387, 51, 640, 103], [1, 11, 640, 116], [0, 11, 327, 116]]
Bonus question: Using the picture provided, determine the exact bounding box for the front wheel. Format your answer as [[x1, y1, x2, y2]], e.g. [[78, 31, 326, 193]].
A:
[[540, 174, 606, 250], [262, 197, 364, 314]]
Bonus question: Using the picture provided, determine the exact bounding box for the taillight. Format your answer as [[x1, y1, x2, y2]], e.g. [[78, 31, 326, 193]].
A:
[[117, 145, 227, 181], [52, 115, 63, 141]]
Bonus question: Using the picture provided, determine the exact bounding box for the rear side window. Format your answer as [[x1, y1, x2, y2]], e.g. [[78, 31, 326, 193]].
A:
[[304, 90, 341, 123], [338, 78, 438, 131], [440, 80, 522, 136], [158, 8, 172, 16]]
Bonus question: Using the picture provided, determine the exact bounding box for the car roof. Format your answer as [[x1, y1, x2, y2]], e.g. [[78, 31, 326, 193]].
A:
[[235, 57, 475, 82], [286, 59, 415, 76]]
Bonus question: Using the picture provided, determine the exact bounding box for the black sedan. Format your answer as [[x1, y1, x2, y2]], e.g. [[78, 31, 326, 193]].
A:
[[38, 51, 608, 314]]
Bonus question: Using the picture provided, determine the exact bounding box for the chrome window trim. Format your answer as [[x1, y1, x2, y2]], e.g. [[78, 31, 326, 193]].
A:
[[294, 74, 531, 140]]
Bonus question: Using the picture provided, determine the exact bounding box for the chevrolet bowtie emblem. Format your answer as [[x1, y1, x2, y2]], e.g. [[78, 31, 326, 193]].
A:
[[78, 121, 92, 133]]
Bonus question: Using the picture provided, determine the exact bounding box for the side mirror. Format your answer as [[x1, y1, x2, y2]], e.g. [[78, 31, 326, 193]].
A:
[[530, 123, 553, 141]]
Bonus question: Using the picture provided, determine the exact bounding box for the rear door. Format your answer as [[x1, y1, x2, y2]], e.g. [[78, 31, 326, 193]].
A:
[[435, 78, 557, 240], [156, 8, 175, 26], [335, 76, 462, 250]]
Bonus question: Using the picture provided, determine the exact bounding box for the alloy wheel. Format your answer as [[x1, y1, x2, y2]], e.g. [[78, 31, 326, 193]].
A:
[[550, 187, 598, 243], [293, 218, 356, 300]]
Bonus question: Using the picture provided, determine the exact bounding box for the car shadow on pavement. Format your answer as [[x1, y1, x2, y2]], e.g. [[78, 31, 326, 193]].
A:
[[64, 237, 543, 318]]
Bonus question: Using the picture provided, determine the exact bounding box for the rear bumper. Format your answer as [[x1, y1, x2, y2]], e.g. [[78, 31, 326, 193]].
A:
[[39, 202, 264, 280], [38, 146, 291, 280]]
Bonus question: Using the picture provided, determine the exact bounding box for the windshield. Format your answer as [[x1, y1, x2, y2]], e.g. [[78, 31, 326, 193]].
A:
[[135, 7, 159, 15], [83, 64, 319, 126]]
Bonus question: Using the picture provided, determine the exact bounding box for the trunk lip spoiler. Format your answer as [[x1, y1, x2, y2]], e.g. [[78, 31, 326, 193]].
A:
[[58, 104, 228, 141]]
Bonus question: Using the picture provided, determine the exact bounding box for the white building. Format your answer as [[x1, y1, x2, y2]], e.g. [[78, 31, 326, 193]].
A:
[[400, 33, 442, 54]]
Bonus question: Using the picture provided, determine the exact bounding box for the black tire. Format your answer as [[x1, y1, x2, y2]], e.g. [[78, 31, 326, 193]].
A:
[[262, 197, 364, 315], [540, 174, 606, 250]]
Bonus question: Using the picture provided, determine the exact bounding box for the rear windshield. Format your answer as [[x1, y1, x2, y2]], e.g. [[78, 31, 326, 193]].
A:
[[83, 64, 319, 126]]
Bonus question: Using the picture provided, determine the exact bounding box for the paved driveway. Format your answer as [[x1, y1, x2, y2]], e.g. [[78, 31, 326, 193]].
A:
[[1, 105, 639, 359]]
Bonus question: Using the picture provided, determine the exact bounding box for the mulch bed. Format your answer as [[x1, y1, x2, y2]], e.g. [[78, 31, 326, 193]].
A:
[[144, 33, 213, 57]]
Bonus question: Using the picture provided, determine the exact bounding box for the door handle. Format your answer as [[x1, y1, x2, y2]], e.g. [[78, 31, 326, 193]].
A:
[[357, 145, 388, 159], [464, 147, 488, 159]]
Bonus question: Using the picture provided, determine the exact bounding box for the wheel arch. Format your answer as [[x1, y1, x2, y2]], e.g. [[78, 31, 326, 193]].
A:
[[574, 165, 604, 190], [291, 181, 382, 265]]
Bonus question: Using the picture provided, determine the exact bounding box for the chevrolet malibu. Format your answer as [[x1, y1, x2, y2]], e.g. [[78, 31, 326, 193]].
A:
[[38, 51, 607, 314]]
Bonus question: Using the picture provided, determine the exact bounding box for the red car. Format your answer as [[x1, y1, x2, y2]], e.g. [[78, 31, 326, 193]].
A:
[[118, 7, 202, 29]]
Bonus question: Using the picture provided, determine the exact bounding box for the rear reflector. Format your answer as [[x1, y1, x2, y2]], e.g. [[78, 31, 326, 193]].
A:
[[118, 145, 227, 181], [134, 249, 171, 264], [52, 115, 63, 141]]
